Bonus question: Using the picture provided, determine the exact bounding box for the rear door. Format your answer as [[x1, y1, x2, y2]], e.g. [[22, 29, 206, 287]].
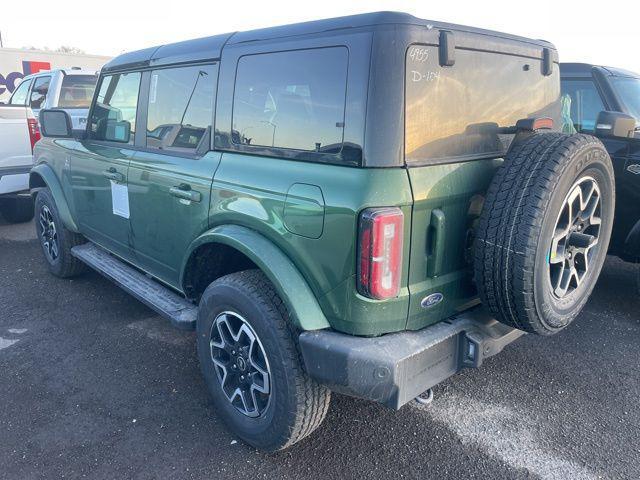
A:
[[127, 64, 220, 287], [404, 43, 560, 330], [70, 71, 142, 261]]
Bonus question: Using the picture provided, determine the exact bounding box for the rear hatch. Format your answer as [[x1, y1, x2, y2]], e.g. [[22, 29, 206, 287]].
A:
[[404, 40, 561, 330]]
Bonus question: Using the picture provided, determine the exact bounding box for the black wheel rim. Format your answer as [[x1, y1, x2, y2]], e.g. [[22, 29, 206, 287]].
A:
[[209, 311, 271, 418], [547, 176, 602, 299], [38, 205, 59, 263]]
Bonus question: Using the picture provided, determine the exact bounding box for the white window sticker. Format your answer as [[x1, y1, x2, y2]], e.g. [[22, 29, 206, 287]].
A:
[[150, 74, 158, 104], [110, 180, 130, 219]]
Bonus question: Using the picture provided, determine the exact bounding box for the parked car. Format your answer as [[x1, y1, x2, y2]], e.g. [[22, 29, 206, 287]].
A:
[[5, 68, 98, 128], [0, 105, 39, 222], [31, 12, 616, 451], [0, 69, 98, 223], [560, 63, 640, 262]]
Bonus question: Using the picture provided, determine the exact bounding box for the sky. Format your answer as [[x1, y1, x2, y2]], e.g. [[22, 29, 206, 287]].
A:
[[2, 0, 640, 73]]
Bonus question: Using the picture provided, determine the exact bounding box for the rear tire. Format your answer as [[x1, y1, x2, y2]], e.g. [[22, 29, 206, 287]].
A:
[[0, 196, 34, 224], [474, 133, 615, 335], [35, 188, 86, 278], [197, 269, 331, 451]]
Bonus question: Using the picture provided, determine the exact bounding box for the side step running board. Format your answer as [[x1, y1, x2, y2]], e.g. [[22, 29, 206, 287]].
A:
[[71, 243, 197, 330]]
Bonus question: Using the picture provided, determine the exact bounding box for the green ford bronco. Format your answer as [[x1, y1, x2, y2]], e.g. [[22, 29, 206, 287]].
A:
[[32, 12, 615, 450]]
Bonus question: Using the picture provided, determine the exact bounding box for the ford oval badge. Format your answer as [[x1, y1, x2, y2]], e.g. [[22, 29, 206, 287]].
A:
[[421, 293, 444, 309]]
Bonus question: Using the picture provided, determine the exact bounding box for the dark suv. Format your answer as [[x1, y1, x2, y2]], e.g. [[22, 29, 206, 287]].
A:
[[561, 63, 640, 262], [31, 13, 616, 450]]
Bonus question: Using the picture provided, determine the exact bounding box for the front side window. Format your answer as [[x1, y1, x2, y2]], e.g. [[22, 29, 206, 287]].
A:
[[89, 72, 141, 144], [560, 79, 605, 133], [145, 64, 216, 154], [30, 76, 51, 109], [8, 79, 32, 105], [58, 75, 98, 108], [611, 76, 640, 123], [232, 47, 348, 153]]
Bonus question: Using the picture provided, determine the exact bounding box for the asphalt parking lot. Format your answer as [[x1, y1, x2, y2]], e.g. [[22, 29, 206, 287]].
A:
[[1, 216, 639, 480]]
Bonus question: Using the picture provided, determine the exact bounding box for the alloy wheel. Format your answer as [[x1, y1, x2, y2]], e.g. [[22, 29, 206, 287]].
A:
[[548, 176, 602, 298], [209, 311, 271, 418], [38, 205, 59, 262]]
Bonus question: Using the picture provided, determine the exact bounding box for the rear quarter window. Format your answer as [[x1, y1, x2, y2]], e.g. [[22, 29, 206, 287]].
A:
[[405, 45, 561, 164], [231, 47, 348, 154]]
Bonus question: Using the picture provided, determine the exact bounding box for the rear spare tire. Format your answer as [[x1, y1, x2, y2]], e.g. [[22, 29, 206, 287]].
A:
[[474, 133, 614, 335]]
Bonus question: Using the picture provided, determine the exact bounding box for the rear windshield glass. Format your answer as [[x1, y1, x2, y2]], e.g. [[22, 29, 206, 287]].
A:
[[405, 45, 560, 164], [58, 74, 98, 108]]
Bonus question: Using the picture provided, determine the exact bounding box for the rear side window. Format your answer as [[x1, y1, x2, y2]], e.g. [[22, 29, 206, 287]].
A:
[[560, 79, 606, 133], [8, 79, 32, 105], [58, 75, 98, 108], [232, 47, 348, 153], [405, 45, 560, 164], [30, 76, 51, 109], [89, 72, 141, 144], [145, 64, 216, 154]]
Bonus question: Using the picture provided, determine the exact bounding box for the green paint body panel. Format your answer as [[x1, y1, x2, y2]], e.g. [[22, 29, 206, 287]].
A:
[[69, 141, 137, 262], [283, 183, 325, 239], [209, 153, 413, 336], [127, 150, 222, 286], [184, 224, 330, 331], [405, 159, 502, 330], [30, 158, 79, 233]]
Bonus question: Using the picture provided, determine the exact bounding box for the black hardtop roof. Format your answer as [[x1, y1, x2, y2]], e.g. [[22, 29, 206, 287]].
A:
[[103, 11, 555, 73], [561, 62, 640, 79]]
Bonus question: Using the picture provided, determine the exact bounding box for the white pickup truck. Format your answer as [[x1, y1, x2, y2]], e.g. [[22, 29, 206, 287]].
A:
[[0, 68, 98, 223]]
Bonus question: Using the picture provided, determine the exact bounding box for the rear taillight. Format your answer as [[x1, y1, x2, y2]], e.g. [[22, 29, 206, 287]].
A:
[[357, 207, 404, 300], [27, 118, 41, 152]]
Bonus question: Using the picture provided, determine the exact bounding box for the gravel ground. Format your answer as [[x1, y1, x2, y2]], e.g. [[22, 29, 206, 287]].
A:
[[0, 217, 638, 480]]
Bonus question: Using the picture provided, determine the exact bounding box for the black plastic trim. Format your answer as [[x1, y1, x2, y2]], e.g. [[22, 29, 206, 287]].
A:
[[299, 308, 524, 409]]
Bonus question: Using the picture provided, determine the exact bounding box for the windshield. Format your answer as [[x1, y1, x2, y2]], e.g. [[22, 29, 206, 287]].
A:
[[57, 74, 98, 108], [611, 76, 640, 123]]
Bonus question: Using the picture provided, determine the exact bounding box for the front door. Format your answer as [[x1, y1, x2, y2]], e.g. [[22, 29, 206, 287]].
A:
[[127, 64, 220, 288], [70, 71, 142, 260]]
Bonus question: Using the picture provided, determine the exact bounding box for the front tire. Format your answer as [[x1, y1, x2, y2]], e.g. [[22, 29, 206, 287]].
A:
[[35, 188, 86, 278], [197, 270, 331, 451]]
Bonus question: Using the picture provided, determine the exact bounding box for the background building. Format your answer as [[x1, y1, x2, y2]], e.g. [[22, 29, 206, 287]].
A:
[[0, 48, 110, 102]]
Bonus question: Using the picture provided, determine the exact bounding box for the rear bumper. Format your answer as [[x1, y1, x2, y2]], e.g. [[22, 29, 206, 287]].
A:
[[299, 308, 524, 409]]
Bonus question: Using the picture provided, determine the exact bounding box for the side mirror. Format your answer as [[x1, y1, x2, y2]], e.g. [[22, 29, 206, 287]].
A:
[[40, 109, 73, 138], [104, 119, 131, 143], [595, 111, 636, 139]]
